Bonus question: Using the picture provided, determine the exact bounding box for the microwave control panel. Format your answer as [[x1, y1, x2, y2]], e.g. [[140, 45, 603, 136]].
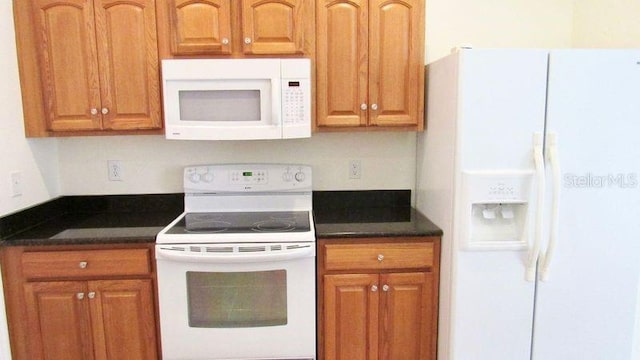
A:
[[282, 80, 309, 125]]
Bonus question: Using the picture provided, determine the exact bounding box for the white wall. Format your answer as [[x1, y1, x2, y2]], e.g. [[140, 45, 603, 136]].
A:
[[58, 132, 417, 194], [572, 0, 640, 48], [0, 2, 59, 217]]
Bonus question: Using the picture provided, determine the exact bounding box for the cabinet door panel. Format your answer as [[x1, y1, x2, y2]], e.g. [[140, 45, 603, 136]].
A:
[[369, 0, 424, 127], [324, 274, 379, 360], [34, 0, 102, 131], [95, 0, 162, 130], [24, 281, 93, 360], [379, 272, 435, 360], [316, 0, 368, 127], [170, 0, 232, 55], [242, 0, 304, 54], [89, 279, 158, 360]]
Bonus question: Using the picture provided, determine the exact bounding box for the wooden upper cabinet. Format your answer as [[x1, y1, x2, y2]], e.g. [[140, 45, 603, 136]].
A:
[[163, 0, 312, 57], [33, 0, 102, 131], [316, 0, 368, 127], [15, 0, 162, 136], [95, 0, 162, 130], [169, 0, 232, 55], [315, 0, 425, 131], [368, 0, 423, 127], [241, 0, 305, 55]]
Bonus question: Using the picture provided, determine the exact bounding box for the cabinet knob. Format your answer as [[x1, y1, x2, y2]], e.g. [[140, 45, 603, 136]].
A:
[[222, 38, 229, 45], [360, 103, 368, 111], [244, 37, 252, 44], [77, 293, 85, 300], [371, 285, 378, 292], [90, 108, 98, 116], [101, 107, 109, 115], [371, 103, 378, 111], [377, 254, 384, 261], [79, 261, 88, 269], [88, 292, 96, 299], [382, 284, 390, 292]]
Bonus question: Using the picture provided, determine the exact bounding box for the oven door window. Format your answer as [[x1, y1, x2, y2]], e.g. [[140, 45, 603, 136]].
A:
[[186, 270, 287, 328]]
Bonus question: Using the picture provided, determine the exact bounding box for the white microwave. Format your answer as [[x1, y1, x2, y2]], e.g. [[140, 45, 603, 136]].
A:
[[162, 58, 311, 140]]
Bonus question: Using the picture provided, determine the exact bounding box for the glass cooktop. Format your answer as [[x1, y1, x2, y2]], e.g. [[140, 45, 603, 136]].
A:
[[164, 211, 311, 234]]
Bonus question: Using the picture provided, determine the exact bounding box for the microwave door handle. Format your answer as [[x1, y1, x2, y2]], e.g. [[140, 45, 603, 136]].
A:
[[156, 245, 314, 264]]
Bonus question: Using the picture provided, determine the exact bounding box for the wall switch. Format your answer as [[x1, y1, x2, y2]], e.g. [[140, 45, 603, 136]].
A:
[[107, 160, 123, 181], [10, 171, 22, 197], [349, 160, 361, 179]]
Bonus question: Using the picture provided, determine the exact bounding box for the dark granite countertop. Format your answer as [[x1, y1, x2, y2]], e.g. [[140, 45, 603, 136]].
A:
[[313, 190, 442, 239], [0, 191, 441, 246], [0, 194, 183, 246]]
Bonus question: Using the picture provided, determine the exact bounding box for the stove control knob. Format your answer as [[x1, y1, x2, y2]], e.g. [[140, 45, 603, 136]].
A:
[[294, 171, 306, 182], [189, 173, 200, 183], [202, 173, 214, 183], [282, 172, 293, 182]]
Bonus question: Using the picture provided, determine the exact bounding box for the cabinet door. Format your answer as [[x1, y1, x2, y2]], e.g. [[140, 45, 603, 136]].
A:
[[169, 0, 232, 55], [94, 0, 162, 130], [33, 0, 102, 131], [368, 0, 424, 127], [89, 279, 158, 360], [242, 0, 304, 54], [379, 272, 435, 360], [24, 281, 94, 360], [324, 274, 379, 360], [316, 0, 368, 127]]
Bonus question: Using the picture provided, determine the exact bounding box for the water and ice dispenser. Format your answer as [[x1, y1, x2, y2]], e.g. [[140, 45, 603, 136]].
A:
[[459, 171, 534, 250]]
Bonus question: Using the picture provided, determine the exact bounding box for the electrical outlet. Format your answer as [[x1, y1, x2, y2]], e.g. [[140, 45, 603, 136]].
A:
[[107, 160, 123, 181], [10, 171, 23, 197], [349, 160, 361, 179]]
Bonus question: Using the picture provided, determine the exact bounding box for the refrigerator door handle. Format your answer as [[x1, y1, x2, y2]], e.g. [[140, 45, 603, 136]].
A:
[[539, 133, 560, 281], [527, 133, 545, 281]]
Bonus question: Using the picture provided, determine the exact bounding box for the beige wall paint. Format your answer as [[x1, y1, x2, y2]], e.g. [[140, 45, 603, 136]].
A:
[[572, 0, 640, 48], [426, 0, 574, 63], [0, 2, 59, 217]]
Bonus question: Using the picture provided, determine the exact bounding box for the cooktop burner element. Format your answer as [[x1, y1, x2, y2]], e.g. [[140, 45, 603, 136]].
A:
[[170, 211, 311, 234]]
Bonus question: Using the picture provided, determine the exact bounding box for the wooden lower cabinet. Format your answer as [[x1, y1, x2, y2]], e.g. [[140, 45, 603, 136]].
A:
[[318, 237, 439, 360], [1, 245, 159, 360]]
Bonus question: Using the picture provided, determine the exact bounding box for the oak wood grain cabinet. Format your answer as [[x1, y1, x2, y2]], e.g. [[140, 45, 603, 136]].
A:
[[14, 0, 162, 137], [315, 0, 425, 131], [317, 237, 440, 360], [1, 245, 159, 360], [166, 0, 312, 56]]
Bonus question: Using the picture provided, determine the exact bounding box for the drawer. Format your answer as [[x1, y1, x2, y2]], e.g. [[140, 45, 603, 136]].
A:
[[324, 242, 434, 271], [21, 249, 152, 279]]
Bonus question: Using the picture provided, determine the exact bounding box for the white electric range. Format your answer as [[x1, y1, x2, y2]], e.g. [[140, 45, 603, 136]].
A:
[[156, 163, 315, 360]]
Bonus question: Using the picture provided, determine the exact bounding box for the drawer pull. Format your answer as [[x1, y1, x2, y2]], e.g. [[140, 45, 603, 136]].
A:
[[371, 285, 378, 292], [79, 261, 88, 269], [377, 254, 384, 262], [88, 292, 96, 299], [382, 284, 390, 292], [77, 293, 85, 300]]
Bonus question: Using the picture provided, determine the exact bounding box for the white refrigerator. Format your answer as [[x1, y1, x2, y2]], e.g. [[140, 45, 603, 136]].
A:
[[416, 48, 640, 360]]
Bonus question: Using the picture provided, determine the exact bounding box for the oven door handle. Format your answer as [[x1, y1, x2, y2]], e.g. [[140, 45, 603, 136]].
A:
[[156, 245, 315, 264]]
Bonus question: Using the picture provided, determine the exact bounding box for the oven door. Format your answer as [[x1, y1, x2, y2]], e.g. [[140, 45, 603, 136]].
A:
[[155, 242, 316, 360]]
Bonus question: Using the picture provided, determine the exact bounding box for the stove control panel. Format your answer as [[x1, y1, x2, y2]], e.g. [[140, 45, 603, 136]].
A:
[[184, 164, 311, 193]]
